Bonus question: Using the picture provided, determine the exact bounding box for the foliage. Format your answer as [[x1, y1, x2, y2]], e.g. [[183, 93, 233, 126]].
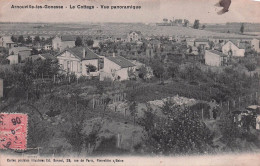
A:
[[26, 36, 32, 44], [150, 60, 164, 81], [240, 23, 244, 34], [11, 35, 17, 42], [167, 63, 179, 80], [142, 102, 214, 154], [34, 36, 41, 43], [245, 63, 256, 73], [18, 35, 25, 43], [138, 65, 148, 80], [75, 37, 83, 46], [193, 20, 200, 29], [86, 64, 97, 73], [86, 39, 94, 47]]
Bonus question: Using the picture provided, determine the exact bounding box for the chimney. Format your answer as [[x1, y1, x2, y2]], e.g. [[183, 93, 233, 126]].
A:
[[83, 48, 86, 58], [113, 52, 115, 57]]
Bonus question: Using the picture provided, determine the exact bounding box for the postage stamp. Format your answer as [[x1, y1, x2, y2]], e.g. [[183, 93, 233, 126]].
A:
[[0, 113, 28, 150]]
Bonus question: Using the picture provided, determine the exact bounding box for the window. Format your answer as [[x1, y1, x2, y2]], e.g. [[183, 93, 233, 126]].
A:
[[67, 61, 70, 72], [80, 63, 82, 73]]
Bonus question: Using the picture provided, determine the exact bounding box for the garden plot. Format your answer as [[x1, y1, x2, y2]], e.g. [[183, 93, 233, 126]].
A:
[[82, 117, 144, 151]]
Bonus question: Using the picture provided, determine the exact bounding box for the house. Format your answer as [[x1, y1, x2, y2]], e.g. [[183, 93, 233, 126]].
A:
[[52, 36, 76, 51], [186, 37, 196, 47], [222, 40, 245, 57], [44, 44, 52, 50], [0, 36, 16, 48], [194, 38, 210, 49], [127, 31, 142, 42], [8, 47, 32, 63], [56, 47, 99, 77], [101, 54, 136, 81], [6, 55, 19, 64], [205, 50, 228, 67], [251, 38, 260, 53], [93, 40, 101, 48], [187, 46, 199, 55]]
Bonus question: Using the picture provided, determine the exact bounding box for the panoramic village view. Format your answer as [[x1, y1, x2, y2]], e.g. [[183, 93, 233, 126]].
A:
[[0, 19, 260, 156]]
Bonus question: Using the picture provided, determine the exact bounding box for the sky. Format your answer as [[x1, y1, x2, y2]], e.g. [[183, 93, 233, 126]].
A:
[[0, 0, 259, 23]]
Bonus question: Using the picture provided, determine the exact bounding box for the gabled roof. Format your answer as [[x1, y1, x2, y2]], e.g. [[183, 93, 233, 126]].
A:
[[57, 47, 99, 60], [207, 50, 227, 57], [106, 56, 136, 68], [226, 40, 245, 49]]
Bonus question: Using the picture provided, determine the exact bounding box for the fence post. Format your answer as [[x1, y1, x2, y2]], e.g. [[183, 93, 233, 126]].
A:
[[239, 97, 240, 109], [202, 108, 204, 120], [93, 97, 95, 109]]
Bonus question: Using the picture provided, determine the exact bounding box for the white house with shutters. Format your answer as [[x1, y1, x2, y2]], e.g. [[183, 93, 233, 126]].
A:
[[101, 54, 136, 81], [222, 41, 245, 57], [56, 47, 99, 77]]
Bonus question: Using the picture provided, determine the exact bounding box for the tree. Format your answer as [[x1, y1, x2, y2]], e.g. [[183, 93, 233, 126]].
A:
[[138, 66, 148, 80], [218, 109, 242, 150], [142, 101, 214, 154], [151, 61, 164, 83], [86, 64, 97, 73], [26, 36, 32, 44], [240, 23, 244, 34], [209, 41, 215, 49], [34, 36, 41, 43], [202, 25, 206, 30], [86, 39, 94, 47], [11, 35, 17, 42], [167, 64, 179, 80], [184, 19, 189, 27], [245, 63, 256, 77], [75, 37, 83, 46], [18, 35, 25, 44], [193, 20, 200, 29]]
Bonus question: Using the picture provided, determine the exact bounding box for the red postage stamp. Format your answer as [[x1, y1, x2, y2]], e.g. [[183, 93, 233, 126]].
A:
[[0, 113, 28, 150]]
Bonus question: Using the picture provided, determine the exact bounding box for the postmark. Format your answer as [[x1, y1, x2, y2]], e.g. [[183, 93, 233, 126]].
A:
[[0, 113, 28, 150]]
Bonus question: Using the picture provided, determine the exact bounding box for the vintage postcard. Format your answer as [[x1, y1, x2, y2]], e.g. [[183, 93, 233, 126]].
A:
[[0, 0, 260, 165]]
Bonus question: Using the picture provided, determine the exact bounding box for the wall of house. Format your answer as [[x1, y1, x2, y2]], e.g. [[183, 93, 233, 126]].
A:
[[205, 51, 221, 67], [7, 55, 19, 65], [61, 41, 75, 51], [195, 42, 210, 49], [252, 39, 260, 53], [222, 41, 245, 57], [103, 57, 121, 73], [57, 51, 81, 75], [52, 37, 61, 50]]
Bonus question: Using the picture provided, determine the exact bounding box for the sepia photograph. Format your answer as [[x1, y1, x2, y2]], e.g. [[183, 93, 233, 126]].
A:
[[0, 0, 260, 165]]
